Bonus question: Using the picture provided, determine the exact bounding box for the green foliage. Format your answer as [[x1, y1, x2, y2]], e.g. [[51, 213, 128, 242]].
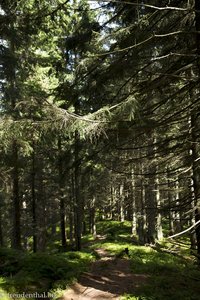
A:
[[97, 220, 132, 236], [0, 248, 25, 276], [0, 248, 94, 298], [0, 287, 10, 300], [124, 247, 200, 300], [129, 247, 184, 274]]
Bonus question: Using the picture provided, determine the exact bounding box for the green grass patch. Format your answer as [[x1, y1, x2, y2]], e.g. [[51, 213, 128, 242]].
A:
[[97, 220, 132, 236], [0, 288, 10, 300], [0, 248, 94, 299], [122, 246, 200, 300]]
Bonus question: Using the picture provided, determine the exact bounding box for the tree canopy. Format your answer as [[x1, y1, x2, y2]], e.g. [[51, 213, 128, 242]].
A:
[[0, 0, 200, 261]]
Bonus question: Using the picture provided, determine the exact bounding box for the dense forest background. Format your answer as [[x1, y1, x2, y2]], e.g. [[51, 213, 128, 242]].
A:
[[0, 0, 200, 264]]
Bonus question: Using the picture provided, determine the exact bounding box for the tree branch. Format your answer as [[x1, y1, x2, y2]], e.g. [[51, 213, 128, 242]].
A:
[[89, 0, 191, 12], [167, 220, 200, 239], [89, 31, 200, 57]]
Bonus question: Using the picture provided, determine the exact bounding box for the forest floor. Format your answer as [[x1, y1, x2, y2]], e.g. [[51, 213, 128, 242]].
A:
[[61, 242, 148, 300], [1, 221, 200, 300], [58, 222, 200, 300]]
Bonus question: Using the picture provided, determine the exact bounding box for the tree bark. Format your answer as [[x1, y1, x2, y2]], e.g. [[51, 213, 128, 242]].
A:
[[0, 198, 3, 247], [131, 169, 137, 236], [194, 0, 200, 258], [74, 131, 82, 251], [119, 184, 125, 222], [190, 111, 200, 256], [31, 144, 37, 253], [58, 138, 67, 249], [145, 135, 157, 244], [37, 164, 47, 252], [89, 196, 97, 239], [137, 161, 147, 244], [156, 177, 163, 240], [11, 141, 21, 249], [167, 169, 175, 235], [69, 183, 74, 245]]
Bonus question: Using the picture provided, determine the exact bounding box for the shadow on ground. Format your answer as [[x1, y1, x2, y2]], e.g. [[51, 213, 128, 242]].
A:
[[61, 248, 148, 300]]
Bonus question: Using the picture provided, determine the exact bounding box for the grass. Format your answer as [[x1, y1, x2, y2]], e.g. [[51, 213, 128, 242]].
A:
[[125, 247, 200, 300], [97, 220, 132, 237]]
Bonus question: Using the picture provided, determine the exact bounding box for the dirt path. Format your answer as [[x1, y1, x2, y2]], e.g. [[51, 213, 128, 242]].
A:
[[61, 248, 148, 300]]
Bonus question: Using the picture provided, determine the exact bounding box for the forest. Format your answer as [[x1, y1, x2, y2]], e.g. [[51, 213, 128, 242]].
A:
[[0, 0, 200, 299]]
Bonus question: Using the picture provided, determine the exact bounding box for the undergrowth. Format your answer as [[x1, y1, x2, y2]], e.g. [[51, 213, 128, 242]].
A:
[[0, 220, 200, 300], [124, 247, 200, 300], [88, 220, 200, 300], [0, 248, 94, 299]]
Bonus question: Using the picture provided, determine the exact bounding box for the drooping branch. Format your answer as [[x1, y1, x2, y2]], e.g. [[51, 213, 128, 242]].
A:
[[89, 0, 191, 12], [167, 220, 200, 239], [88, 31, 200, 57]]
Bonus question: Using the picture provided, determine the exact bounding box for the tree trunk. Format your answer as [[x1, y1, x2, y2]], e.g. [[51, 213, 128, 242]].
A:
[[174, 179, 182, 233], [193, 0, 200, 258], [137, 166, 147, 244], [69, 184, 74, 245], [110, 185, 115, 219], [145, 135, 157, 244], [131, 170, 137, 236], [74, 131, 82, 251], [190, 111, 200, 255], [119, 184, 125, 222], [31, 144, 37, 253], [58, 138, 67, 249], [167, 169, 175, 235], [11, 141, 21, 249], [37, 166, 47, 252], [156, 177, 163, 240], [0, 199, 3, 247], [111, 185, 117, 220], [190, 199, 197, 250], [90, 196, 96, 239]]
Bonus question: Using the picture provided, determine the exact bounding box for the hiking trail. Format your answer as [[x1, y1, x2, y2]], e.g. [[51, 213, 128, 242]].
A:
[[61, 247, 148, 300]]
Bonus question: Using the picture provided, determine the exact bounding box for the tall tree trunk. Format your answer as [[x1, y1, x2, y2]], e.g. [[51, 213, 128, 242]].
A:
[[190, 197, 197, 250], [119, 184, 125, 222], [137, 162, 147, 244], [74, 131, 82, 251], [193, 0, 200, 258], [190, 111, 200, 255], [37, 165, 46, 252], [58, 138, 67, 249], [0, 197, 3, 247], [167, 169, 175, 235], [131, 169, 137, 236], [11, 141, 21, 249], [90, 196, 96, 239], [9, 32, 21, 250], [146, 135, 157, 244], [174, 179, 182, 233], [31, 145, 37, 253], [156, 177, 163, 240], [110, 185, 117, 220], [110, 185, 115, 219], [69, 181, 74, 245]]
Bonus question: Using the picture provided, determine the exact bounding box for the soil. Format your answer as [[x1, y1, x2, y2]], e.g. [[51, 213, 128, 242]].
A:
[[61, 248, 148, 300]]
